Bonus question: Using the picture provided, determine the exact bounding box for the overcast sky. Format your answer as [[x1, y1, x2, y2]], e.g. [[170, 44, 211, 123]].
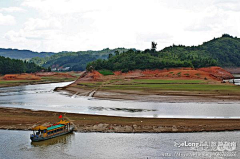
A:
[[0, 0, 240, 52]]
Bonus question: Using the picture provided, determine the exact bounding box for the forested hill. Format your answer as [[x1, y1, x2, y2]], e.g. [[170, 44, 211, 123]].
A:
[[0, 48, 54, 60], [87, 34, 240, 72], [30, 48, 131, 71], [0, 56, 44, 74], [160, 34, 240, 67]]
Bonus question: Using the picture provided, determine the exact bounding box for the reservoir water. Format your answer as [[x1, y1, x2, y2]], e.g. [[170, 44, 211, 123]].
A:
[[0, 129, 238, 159], [1, 82, 240, 158], [0, 82, 240, 118]]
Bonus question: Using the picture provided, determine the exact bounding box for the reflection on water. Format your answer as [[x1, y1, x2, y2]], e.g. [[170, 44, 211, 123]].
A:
[[1, 130, 240, 159], [31, 133, 74, 147], [89, 106, 157, 113]]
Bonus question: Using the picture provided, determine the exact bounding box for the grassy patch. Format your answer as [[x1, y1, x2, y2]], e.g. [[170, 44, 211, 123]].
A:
[[102, 83, 240, 93], [98, 70, 114, 76], [0, 80, 39, 84], [40, 76, 76, 82], [77, 82, 102, 87], [131, 79, 206, 84], [177, 72, 181, 77]]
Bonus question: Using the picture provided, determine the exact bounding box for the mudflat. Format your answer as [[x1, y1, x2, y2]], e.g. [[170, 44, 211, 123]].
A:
[[1, 107, 240, 133]]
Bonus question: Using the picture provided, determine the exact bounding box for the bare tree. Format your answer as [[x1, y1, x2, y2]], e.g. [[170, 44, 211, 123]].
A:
[[151, 42, 157, 51]]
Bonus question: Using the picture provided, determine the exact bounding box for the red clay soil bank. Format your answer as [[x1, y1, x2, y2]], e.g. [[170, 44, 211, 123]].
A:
[[76, 70, 103, 81], [111, 67, 233, 81], [36, 72, 75, 78], [198, 67, 234, 80], [3, 73, 41, 80], [68, 67, 233, 82]]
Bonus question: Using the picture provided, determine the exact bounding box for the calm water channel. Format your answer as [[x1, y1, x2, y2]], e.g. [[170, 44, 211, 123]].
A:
[[0, 82, 240, 118], [0, 129, 239, 159]]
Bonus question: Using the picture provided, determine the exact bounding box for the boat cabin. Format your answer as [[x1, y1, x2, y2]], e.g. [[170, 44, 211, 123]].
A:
[[31, 120, 72, 141]]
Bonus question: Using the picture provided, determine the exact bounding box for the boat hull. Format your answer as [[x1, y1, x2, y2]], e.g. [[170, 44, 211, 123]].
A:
[[30, 127, 74, 142]]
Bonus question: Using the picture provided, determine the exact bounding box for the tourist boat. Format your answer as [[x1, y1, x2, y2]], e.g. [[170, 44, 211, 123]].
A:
[[30, 118, 74, 142]]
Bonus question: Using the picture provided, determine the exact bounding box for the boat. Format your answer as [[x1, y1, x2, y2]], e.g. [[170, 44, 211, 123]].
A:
[[30, 117, 74, 142]]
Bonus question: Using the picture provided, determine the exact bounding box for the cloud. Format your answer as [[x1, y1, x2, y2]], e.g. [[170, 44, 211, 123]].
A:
[[5, 18, 62, 42], [137, 33, 173, 43], [5, 30, 26, 42], [214, 0, 240, 12], [4, 17, 62, 45], [0, 7, 26, 13], [24, 18, 62, 30], [0, 13, 16, 25], [21, 0, 104, 15], [185, 11, 228, 32], [2, 0, 240, 52]]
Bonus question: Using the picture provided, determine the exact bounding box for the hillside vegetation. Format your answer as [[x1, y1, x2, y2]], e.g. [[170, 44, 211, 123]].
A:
[[2, 34, 240, 71], [30, 48, 130, 71], [0, 56, 44, 74], [87, 34, 240, 72]]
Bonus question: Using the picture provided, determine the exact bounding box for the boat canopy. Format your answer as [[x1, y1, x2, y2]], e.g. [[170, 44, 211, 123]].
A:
[[47, 124, 64, 131], [57, 120, 70, 125], [32, 125, 47, 131]]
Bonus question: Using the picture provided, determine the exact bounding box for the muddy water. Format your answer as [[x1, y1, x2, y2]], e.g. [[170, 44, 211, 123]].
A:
[[0, 82, 240, 118], [0, 130, 239, 159]]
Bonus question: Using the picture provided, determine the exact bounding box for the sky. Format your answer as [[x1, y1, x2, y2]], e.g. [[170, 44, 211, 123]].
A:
[[0, 0, 240, 52]]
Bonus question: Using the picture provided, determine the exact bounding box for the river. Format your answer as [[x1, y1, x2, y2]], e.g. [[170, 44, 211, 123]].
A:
[[0, 82, 240, 118], [0, 130, 238, 159]]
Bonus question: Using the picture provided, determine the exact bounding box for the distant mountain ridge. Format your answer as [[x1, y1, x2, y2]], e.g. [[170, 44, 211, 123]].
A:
[[0, 48, 55, 60], [30, 48, 131, 71], [1, 34, 240, 71]]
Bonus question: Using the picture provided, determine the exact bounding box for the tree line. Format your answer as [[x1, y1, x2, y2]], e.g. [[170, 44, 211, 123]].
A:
[[87, 34, 240, 72], [87, 49, 217, 72], [0, 56, 44, 74]]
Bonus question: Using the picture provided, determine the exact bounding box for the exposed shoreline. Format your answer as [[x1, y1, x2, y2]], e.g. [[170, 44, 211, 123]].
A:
[[54, 68, 240, 103], [0, 80, 74, 88], [0, 72, 80, 88], [56, 86, 240, 103], [1, 107, 240, 133]]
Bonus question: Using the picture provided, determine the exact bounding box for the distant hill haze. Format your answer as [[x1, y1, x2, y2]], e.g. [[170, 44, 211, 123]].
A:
[[1, 34, 240, 71], [0, 48, 55, 60], [30, 48, 131, 71]]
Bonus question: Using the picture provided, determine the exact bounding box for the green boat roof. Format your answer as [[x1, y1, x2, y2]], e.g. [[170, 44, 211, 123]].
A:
[[47, 124, 64, 131]]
